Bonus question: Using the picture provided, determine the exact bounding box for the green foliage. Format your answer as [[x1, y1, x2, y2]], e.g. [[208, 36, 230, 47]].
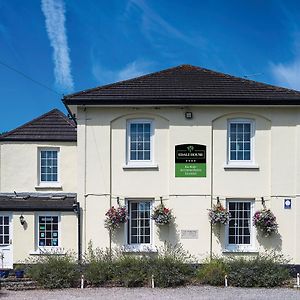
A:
[[149, 243, 194, 287], [196, 257, 227, 286], [227, 252, 291, 287], [114, 255, 149, 287], [27, 253, 79, 289]]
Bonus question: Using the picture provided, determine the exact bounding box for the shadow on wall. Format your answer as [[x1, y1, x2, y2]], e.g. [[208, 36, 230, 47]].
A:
[[256, 231, 282, 251], [158, 220, 180, 245]]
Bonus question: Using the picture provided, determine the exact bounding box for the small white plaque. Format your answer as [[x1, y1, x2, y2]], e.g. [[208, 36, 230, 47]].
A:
[[181, 230, 199, 239]]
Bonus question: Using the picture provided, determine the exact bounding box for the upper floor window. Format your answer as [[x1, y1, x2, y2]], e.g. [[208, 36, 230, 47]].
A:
[[228, 119, 254, 164], [39, 149, 59, 183], [127, 120, 153, 165]]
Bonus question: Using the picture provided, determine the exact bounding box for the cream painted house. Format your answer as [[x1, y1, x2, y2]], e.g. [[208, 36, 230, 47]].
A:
[[1, 64, 300, 267]]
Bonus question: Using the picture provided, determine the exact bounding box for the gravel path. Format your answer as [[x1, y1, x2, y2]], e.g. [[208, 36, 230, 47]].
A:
[[1, 286, 300, 300]]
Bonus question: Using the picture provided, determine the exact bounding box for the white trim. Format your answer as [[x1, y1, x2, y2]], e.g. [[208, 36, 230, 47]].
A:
[[0, 213, 13, 269], [37, 147, 60, 186], [224, 199, 256, 252], [223, 164, 259, 170], [126, 119, 155, 167], [124, 198, 154, 249], [122, 164, 158, 170], [35, 212, 61, 253], [227, 118, 255, 166]]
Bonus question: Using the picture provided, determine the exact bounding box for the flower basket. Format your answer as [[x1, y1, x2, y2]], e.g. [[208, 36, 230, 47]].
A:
[[151, 204, 173, 225], [208, 203, 230, 225], [253, 209, 278, 236], [104, 206, 127, 231]]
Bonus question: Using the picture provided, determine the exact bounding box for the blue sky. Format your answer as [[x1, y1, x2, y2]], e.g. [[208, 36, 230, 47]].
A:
[[1, 0, 300, 132]]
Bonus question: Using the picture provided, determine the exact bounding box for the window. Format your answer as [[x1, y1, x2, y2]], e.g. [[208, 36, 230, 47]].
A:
[[127, 120, 153, 165], [38, 215, 59, 247], [39, 149, 59, 183], [226, 200, 254, 251], [127, 201, 152, 245], [0, 216, 10, 245], [228, 119, 254, 163]]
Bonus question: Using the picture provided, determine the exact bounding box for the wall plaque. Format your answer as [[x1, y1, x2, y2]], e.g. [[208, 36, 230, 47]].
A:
[[175, 144, 206, 177], [181, 230, 199, 239]]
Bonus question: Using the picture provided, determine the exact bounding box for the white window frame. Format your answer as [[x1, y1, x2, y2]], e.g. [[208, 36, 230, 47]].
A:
[[126, 119, 154, 167], [227, 119, 255, 166], [124, 199, 155, 252], [225, 199, 256, 252], [38, 147, 60, 187], [35, 212, 61, 252]]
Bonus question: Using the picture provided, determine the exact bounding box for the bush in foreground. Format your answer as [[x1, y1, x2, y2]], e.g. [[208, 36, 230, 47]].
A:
[[27, 252, 79, 289]]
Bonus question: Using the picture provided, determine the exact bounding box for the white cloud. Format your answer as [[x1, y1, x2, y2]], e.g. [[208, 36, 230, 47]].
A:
[[41, 0, 74, 91], [92, 60, 152, 85], [271, 60, 300, 90]]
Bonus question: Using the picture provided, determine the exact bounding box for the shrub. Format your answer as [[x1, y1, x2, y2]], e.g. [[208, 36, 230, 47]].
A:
[[114, 255, 149, 287], [196, 257, 227, 286], [149, 243, 194, 287], [27, 253, 79, 289], [227, 252, 291, 287], [83, 243, 114, 286]]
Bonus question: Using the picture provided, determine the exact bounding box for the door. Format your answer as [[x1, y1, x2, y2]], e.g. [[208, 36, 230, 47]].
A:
[[0, 214, 13, 269]]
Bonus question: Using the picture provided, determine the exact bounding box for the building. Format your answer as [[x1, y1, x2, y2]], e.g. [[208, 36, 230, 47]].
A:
[[1, 64, 300, 267]]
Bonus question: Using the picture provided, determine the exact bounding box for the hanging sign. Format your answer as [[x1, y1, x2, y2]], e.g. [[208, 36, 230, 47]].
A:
[[175, 144, 206, 177]]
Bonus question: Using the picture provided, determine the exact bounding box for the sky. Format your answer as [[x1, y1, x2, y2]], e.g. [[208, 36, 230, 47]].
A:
[[1, 0, 300, 132]]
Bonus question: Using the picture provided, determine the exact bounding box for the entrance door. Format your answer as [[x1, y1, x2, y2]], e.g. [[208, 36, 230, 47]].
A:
[[0, 214, 13, 269]]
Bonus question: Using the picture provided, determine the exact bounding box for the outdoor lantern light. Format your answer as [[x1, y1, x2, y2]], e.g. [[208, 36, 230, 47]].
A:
[[185, 112, 193, 119], [19, 215, 25, 226]]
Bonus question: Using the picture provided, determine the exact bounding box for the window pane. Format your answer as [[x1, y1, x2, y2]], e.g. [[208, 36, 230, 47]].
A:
[[40, 150, 58, 182], [128, 201, 151, 245], [228, 201, 251, 246]]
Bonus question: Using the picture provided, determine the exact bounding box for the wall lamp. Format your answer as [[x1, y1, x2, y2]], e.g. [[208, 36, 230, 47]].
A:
[[19, 215, 25, 226]]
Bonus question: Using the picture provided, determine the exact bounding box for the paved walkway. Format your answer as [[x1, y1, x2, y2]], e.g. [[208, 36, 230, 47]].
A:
[[1, 286, 300, 300]]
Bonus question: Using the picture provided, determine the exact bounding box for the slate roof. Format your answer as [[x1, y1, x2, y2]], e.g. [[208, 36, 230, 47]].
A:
[[63, 64, 300, 106], [0, 193, 77, 211], [0, 109, 77, 142]]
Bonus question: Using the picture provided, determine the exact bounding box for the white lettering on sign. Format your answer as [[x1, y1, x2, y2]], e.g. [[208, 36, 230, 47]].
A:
[[181, 230, 199, 239]]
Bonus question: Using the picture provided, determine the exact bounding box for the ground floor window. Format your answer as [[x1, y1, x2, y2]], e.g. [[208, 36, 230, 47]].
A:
[[226, 200, 254, 250], [0, 216, 9, 245], [127, 200, 152, 244], [38, 215, 59, 247]]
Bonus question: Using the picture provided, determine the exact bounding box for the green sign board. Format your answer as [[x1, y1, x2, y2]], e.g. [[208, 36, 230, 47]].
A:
[[175, 144, 206, 177]]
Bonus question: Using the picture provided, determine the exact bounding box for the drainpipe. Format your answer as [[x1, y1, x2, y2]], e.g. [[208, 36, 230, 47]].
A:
[[83, 107, 87, 253], [210, 123, 214, 260], [109, 121, 112, 258], [73, 202, 81, 262]]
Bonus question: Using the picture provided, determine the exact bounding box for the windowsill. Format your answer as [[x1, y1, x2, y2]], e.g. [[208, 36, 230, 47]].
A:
[[224, 164, 259, 170], [222, 248, 258, 254], [29, 248, 66, 255], [123, 164, 159, 170], [121, 244, 158, 253], [35, 184, 62, 190]]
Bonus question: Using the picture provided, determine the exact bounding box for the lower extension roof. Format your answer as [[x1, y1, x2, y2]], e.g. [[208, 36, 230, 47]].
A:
[[63, 64, 300, 106], [0, 193, 77, 211]]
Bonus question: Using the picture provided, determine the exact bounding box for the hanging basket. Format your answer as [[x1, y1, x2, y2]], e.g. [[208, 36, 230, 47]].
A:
[[253, 209, 278, 237], [151, 204, 174, 226], [104, 206, 127, 231], [208, 203, 230, 225]]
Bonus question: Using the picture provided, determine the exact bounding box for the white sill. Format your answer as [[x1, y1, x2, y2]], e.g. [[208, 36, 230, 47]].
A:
[[222, 248, 258, 254], [29, 248, 66, 255], [35, 184, 62, 190], [123, 164, 159, 170], [224, 164, 259, 170], [121, 244, 158, 253]]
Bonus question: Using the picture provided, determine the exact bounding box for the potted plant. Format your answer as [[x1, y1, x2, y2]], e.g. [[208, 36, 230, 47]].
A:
[[151, 204, 174, 225], [0, 269, 9, 278], [104, 206, 127, 231], [253, 209, 278, 237], [208, 203, 230, 225], [14, 264, 24, 279]]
